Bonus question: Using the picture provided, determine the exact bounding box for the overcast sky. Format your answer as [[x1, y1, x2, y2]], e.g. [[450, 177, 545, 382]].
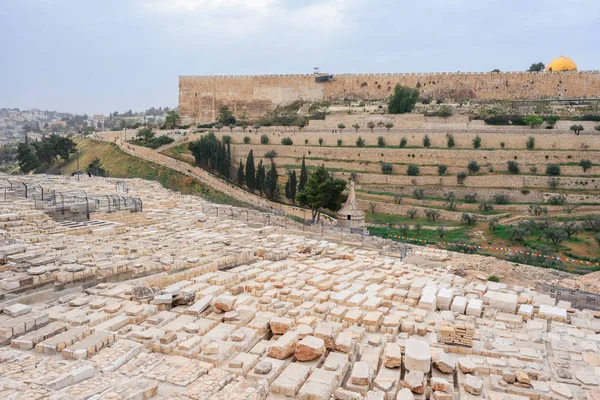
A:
[[1, 0, 598, 115]]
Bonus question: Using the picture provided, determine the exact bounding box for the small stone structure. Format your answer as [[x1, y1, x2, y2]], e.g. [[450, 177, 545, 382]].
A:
[[336, 181, 365, 231]]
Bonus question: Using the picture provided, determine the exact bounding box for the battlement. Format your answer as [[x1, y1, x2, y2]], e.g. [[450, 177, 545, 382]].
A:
[[179, 70, 600, 80]]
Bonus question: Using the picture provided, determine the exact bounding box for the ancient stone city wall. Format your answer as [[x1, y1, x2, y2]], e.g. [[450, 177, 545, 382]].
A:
[[179, 71, 600, 122]]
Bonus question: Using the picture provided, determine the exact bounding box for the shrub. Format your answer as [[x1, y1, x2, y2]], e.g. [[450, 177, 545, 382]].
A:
[[472, 135, 482, 149], [500, 142, 505, 148], [595, 124, 600, 131], [461, 213, 477, 225], [394, 194, 403, 204], [436, 105, 453, 117], [388, 84, 419, 114], [381, 163, 393, 174], [579, 159, 592, 172], [437, 164, 447, 175], [352, 123, 360, 132], [423, 135, 431, 148], [407, 208, 418, 219], [548, 194, 567, 205], [530, 165, 538, 174], [479, 201, 494, 212], [444, 192, 457, 209], [412, 188, 424, 199], [264, 150, 277, 159], [356, 137, 365, 147], [222, 135, 232, 144], [529, 204, 547, 216], [488, 275, 500, 282], [523, 115, 544, 128], [377, 136, 386, 147], [467, 161, 480, 174], [488, 217, 499, 232], [546, 163, 561, 176], [281, 137, 293, 145], [446, 134, 455, 148], [493, 193, 510, 204], [260, 134, 269, 144], [464, 193, 477, 203], [318, 138, 323, 146], [457, 171, 468, 184], [243, 136, 250, 144], [407, 164, 420, 176], [337, 139, 342, 146], [548, 177, 559, 189], [526, 136, 535, 150], [399, 137, 408, 148], [507, 160, 520, 174], [305, 139, 309, 145], [425, 209, 441, 221]]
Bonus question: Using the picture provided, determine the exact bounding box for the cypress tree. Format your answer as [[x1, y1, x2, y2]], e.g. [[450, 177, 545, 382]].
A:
[[266, 160, 278, 200], [299, 155, 308, 193], [236, 160, 245, 186], [256, 160, 266, 195], [245, 150, 256, 192], [225, 143, 231, 178], [289, 170, 297, 203]]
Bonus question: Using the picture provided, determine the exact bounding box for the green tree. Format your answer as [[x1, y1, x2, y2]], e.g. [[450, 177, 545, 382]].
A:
[[217, 106, 236, 125], [381, 163, 393, 174], [544, 227, 566, 245], [507, 160, 520, 174], [399, 137, 407, 148], [528, 62, 545, 72], [352, 123, 360, 132], [236, 160, 245, 186], [16, 142, 40, 173], [377, 136, 386, 147], [407, 164, 420, 176], [297, 166, 347, 222], [285, 170, 297, 203], [136, 127, 155, 142], [356, 137, 365, 147], [546, 164, 561, 176], [367, 121, 375, 132], [526, 136, 535, 150], [256, 160, 266, 195], [570, 124, 584, 135], [467, 160, 480, 174], [472, 135, 482, 149], [298, 155, 308, 193], [55, 136, 77, 161], [385, 122, 394, 132], [337, 123, 346, 132], [446, 134, 455, 148], [164, 110, 180, 129], [579, 159, 592, 172], [388, 84, 419, 114], [438, 164, 447, 175], [260, 134, 269, 144], [265, 160, 279, 200], [245, 150, 256, 192], [86, 158, 107, 177], [524, 115, 544, 128], [423, 135, 431, 148]]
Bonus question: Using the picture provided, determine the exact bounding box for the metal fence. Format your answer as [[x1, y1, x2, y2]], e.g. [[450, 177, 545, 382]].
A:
[[0, 178, 143, 221], [198, 204, 408, 259], [536, 282, 600, 311]]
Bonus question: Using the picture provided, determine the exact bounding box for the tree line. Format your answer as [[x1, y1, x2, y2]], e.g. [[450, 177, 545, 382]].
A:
[[189, 133, 347, 222], [17, 135, 77, 173]]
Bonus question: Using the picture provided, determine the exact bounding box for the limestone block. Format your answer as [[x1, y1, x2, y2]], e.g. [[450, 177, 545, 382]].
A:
[[267, 331, 298, 359], [396, 388, 415, 400], [463, 374, 482, 395], [384, 342, 402, 368], [296, 335, 326, 361], [404, 370, 425, 394], [538, 304, 567, 322], [451, 296, 467, 314], [270, 316, 294, 335], [437, 288, 454, 311], [214, 294, 237, 312], [3, 303, 31, 317], [466, 299, 483, 317], [487, 291, 518, 314], [404, 339, 431, 372]]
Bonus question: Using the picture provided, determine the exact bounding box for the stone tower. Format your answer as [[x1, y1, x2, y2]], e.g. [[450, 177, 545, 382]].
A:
[[337, 181, 365, 231]]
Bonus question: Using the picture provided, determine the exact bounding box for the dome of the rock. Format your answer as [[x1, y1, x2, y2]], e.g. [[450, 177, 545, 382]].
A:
[[545, 55, 578, 72]]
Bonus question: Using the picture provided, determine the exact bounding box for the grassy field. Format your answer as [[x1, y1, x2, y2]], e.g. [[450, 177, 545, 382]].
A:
[[62, 139, 252, 208]]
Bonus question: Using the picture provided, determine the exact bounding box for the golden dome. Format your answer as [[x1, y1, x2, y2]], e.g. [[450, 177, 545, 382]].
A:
[[545, 55, 578, 72]]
